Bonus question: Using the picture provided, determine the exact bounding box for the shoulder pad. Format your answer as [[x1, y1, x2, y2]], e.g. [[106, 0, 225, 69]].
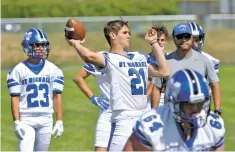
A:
[[207, 112, 225, 142]]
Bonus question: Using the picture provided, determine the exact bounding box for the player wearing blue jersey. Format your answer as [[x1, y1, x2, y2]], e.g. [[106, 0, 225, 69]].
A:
[[65, 20, 170, 151], [73, 51, 111, 151], [189, 22, 222, 115], [124, 69, 225, 151], [7, 28, 64, 151]]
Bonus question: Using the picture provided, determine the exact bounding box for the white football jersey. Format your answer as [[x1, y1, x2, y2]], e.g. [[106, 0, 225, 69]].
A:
[[133, 105, 225, 151], [7, 60, 64, 114], [202, 52, 220, 74], [98, 52, 148, 112], [83, 51, 110, 102]]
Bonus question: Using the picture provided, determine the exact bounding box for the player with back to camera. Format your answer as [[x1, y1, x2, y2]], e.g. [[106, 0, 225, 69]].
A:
[[189, 22, 222, 115], [124, 69, 225, 151], [65, 19, 170, 151], [7, 28, 64, 151]]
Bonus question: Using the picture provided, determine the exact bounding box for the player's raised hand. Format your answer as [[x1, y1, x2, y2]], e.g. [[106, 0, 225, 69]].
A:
[[65, 36, 85, 47], [52, 120, 64, 138], [14, 120, 25, 140], [145, 28, 158, 43], [90, 95, 109, 110]]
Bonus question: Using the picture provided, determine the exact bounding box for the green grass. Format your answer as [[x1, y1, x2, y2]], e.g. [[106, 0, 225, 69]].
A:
[[218, 65, 235, 149], [1, 64, 235, 150]]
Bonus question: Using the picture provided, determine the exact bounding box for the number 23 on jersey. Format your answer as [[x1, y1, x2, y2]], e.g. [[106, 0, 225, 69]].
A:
[[26, 84, 49, 108]]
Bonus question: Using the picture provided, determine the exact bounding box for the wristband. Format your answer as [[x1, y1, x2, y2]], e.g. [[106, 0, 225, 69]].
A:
[[214, 109, 222, 115], [150, 39, 159, 46]]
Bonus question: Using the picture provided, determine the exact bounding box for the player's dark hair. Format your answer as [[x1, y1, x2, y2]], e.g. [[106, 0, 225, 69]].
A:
[[152, 24, 169, 39], [104, 20, 129, 46]]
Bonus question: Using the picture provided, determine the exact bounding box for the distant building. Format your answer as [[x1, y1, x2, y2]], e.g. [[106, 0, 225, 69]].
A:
[[179, 0, 235, 14], [179, 0, 219, 15], [220, 0, 235, 14]]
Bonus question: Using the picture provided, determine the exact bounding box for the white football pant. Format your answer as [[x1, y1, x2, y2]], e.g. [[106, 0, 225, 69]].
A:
[[18, 113, 53, 151], [144, 99, 152, 112], [108, 110, 144, 151], [94, 108, 112, 148]]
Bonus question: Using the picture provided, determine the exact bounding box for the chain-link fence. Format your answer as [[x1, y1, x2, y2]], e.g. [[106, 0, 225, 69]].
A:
[[204, 14, 235, 30], [2, 14, 234, 34]]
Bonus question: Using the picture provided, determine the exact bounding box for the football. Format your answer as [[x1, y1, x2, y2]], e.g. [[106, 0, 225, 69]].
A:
[[65, 18, 86, 40]]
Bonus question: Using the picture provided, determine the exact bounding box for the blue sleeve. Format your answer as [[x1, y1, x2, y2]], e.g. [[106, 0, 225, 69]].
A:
[[214, 63, 220, 74], [83, 63, 96, 73], [214, 137, 224, 149], [7, 68, 21, 96], [52, 69, 64, 93]]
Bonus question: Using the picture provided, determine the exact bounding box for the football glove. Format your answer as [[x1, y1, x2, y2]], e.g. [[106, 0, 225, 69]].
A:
[[14, 120, 25, 140], [52, 120, 64, 138], [90, 95, 109, 110]]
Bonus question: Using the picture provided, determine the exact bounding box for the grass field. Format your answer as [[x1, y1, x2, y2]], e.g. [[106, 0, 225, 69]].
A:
[[1, 64, 235, 151]]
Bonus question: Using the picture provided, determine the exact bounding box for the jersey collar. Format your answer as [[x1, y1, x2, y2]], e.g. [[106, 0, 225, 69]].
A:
[[23, 59, 46, 75]]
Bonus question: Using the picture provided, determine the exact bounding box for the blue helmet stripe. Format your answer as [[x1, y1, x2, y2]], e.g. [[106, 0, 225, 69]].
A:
[[167, 69, 209, 106], [189, 22, 199, 36], [191, 70, 203, 95], [32, 28, 39, 36], [185, 69, 198, 95], [190, 22, 196, 31], [195, 71, 209, 99], [36, 28, 44, 39]]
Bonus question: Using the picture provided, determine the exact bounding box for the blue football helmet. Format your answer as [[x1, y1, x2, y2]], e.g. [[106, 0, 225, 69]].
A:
[[21, 28, 50, 59], [166, 69, 210, 128], [189, 22, 205, 52]]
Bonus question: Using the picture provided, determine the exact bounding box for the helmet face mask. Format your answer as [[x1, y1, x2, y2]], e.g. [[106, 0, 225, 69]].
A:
[[166, 69, 210, 128], [30, 42, 50, 59], [171, 100, 210, 128], [22, 28, 50, 59]]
